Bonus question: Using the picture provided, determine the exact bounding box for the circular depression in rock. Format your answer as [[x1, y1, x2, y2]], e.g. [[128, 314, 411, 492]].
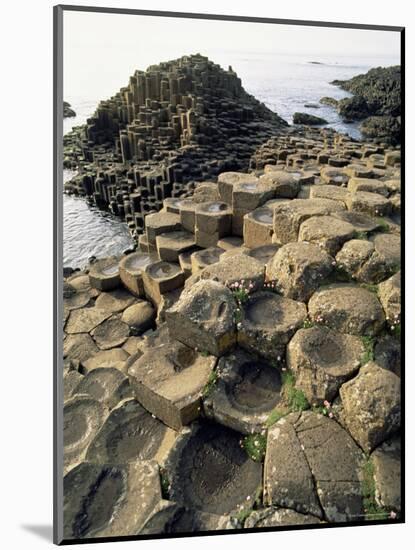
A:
[[100, 263, 119, 276], [307, 334, 343, 367], [148, 262, 180, 278], [238, 182, 258, 191], [252, 208, 273, 224], [227, 361, 282, 412], [170, 423, 262, 514], [64, 398, 106, 453], [201, 202, 228, 213], [124, 253, 152, 272], [248, 245, 279, 264], [86, 400, 168, 463], [197, 248, 222, 265], [245, 293, 285, 328], [64, 463, 126, 539]]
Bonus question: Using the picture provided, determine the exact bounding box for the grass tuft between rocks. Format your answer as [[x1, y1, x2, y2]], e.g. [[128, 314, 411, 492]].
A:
[[242, 433, 267, 462], [282, 371, 309, 412], [159, 468, 170, 499], [202, 369, 219, 398], [361, 336, 375, 364], [361, 459, 389, 521]]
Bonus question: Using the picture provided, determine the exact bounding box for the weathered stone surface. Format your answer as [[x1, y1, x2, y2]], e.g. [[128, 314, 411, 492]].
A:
[[72, 367, 132, 408], [217, 236, 244, 250], [94, 288, 136, 314], [64, 396, 108, 474], [63, 333, 99, 364], [166, 508, 233, 533], [298, 215, 355, 255], [118, 252, 154, 297], [357, 233, 400, 283], [128, 341, 216, 430], [91, 318, 130, 350], [166, 279, 237, 357], [204, 349, 282, 434], [190, 247, 223, 273], [178, 199, 197, 232], [374, 334, 401, 377], [82, 348, 129, 375], [348, 177, 389, 196], [165, 422, 263, 515], [65, 307, 111, 334], [244, 508, 321, 528], [332, 210, 382, 233], [335, 239, 375, 280], [346, 191, 391, 217], [218, 172, 259, 206], [63, 460, 166, 538], [63, 285, 91, 311], [195, 202, 232, 241], [196, 254, 265, 291], [64, 370, 84, 401], [243, 207, 274, 248], [145, 211, 182, 244], [156, 230, 196, 262], [266, 242, 333, 302], [121, 300, 156, 334], [340, 362, 400, 452], [238, 291, 307, 359], [320, 167, 349, 186], [378, 271, 401, 322], [259, 171, 300, 198], [272, 198, 345, 244], [310, 185, 350, 205], [372, 436, 401, 511], [122, 336, 143, 356], [88, 257, 121, 291], [308, 284, 385, 335], [247, 244, 280, 265], [232, 179, 275, 235], [86, 399, 176, 464], [143, 261, 185, 306], [287, 327, 364, 403], [156, 288, 183, 325]]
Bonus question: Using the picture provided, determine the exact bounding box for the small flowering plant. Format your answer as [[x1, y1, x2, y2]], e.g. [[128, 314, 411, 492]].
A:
[[313, 399, 334, 418], [263, 279, 279, 293], [227, 279, 254, 306]]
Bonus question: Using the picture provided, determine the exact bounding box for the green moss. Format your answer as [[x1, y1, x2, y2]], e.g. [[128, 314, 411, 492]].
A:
[[375, 218, 390, 233], [360, 283, 378, 294], [200, 350, 210, 357], [242, 433, 267, 462], [234, 308, 243, 324], [159, 468, 170, 499], [266, 407, 288, 427], [202, 369, 218, 398], [302, 317, 315, 329], [282, 371, 309, 412], [355, 231, 369, 240], [361, 336, 375, 364], [361, 459, 389, 520]]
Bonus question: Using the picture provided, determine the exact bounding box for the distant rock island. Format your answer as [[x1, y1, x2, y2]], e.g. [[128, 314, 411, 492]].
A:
[[64, 101, 76, 118], [321, 66, 401, 144]]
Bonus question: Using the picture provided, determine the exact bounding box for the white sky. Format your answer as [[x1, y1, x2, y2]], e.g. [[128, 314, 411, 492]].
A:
[[63, 11, 401, 99]]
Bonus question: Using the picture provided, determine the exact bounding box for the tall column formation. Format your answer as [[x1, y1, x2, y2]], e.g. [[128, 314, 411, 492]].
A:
[[63, 54, 288, 240]]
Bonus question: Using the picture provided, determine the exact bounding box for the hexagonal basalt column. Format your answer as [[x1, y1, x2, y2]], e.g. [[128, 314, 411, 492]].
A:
[[238, 291, 307, 359], [143, 261, 185, 306], [63, 460, 167, 539], [195, 253, 265, 292], [128, 341, 216, 430], [71, 367, 132, 409], [246, 244, 280, 266], [165, 279, 237, 357], [232, 180, 275, 236], [88, 257, 121, 291], [287, 326, 365, 404], [194, 201, 232, 248], [190, 247, 224, 274], [145, 211, 182, 246], [243, 207, 274, 248], [86, 399, 177, 464], [346, 191, 391, 217], [298, 215, 356, 255], [156, 230, 196, 262], [217, 172, 259, 206], [178, 199, 197, 232], [164, 422, 263, 515], [63, 395, 108, 474], [119, 252, 154, 297], [203, 348, 283, 434], [259, 170, 300, 198]]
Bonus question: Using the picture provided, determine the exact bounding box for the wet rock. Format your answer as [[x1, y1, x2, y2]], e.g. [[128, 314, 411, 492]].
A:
[[266, 242, 333, 302], [82, 348, 130, 374], [293, 112, 328, 125], [238, 291, 306, 359], [63, 460, 166, 538], [287, 327, 364, 403], [272, 198, 345, 244], [119, 252, 154, 297], [243, 207, 274, 248], [166, 279, 237, 357], [65, 307, 112, 334], [156, 230, 196, 262], [308, 284, 385, 336], [372, 436, 401, 511], [142, 261, 185, 306], [88, 257, 121, 291], [298, 215, 355, 255], [165, 422, 263, 515], [128, 341, 216, 430], [244, 507, 321, 528], [320, 167, 349, 186], [121, 300, 156, 334], [204, 348, 283, 434], [72, 367, 132, 409], [91, 318, 130, 350], [86, 399, 177, 464], [64, 395, 108, 474], [340, 362, 400, 452], [63, 333, 99, 364]]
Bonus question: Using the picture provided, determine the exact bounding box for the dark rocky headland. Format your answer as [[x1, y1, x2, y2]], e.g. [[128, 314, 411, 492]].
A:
[[64, 101, 76, 118], [62, 55, 401, 539], [321, 66, 401, 145]]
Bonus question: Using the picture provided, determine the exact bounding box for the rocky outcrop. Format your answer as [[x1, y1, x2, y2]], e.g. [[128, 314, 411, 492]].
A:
[[63, 101, 76, 118], [293, 112, 328, 125]]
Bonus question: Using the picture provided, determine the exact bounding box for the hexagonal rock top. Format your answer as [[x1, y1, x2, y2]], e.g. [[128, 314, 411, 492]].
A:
[[166, 279, 237, 357], [128, 341, 216, 431], [63, 460, 168, 539], [339, 362, 400, 453], [266, 242, 333, 302], [71, 367, 132, 409], [272, 198, 345, 244], [164, 422, 262, 515], [88, 257, 121, 291], [118, 252, 155, 297], [203, 348, 283, 434], [372, 435, 401, 512], [91, 317, 130, 350], [264, 412, 365, 522], [308, 284, 385, 336], [286, 326, 364, 404], [378, 271, 401, 322], [238, 291, 307, 359], [196, 253, 265, 292], [298, 215, 355, 255], [85, 399, 177, 465], [156, 230, 196, 262], [359, 233, 401, 284], [259, 170, 300, 198]]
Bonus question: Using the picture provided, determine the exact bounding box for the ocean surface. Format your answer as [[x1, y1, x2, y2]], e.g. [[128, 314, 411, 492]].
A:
[[63, 52, 398, 268]]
